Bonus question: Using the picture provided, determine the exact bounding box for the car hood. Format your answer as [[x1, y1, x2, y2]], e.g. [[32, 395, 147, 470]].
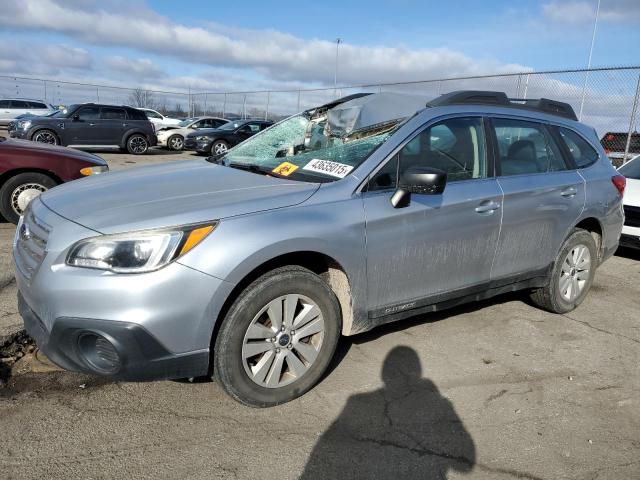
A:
[[39, 159, 320, 234], [4, 139, 107, 165]]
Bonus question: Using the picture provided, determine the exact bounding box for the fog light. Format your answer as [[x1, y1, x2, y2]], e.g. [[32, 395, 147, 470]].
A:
[[77, 333, 121, 373]]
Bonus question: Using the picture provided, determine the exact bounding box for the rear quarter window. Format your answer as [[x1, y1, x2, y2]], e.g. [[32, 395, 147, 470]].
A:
[[558, 128, 599, 168], [28, 101, 47, 109], [126, 109, 148, 121]]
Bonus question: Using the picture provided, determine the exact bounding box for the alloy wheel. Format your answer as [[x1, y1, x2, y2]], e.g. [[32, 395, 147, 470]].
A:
[[169, 136, 183, 150], [241, 294, 325, 388], [213, 142, 228, 155], [558, 244, 591, 302], [10, 183, 48, 216], [33, 131, 57, 144], [129, 136, 148, 154]]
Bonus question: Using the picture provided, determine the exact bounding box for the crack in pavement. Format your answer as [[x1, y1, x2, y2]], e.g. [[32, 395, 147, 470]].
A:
[[562, 314, 640, 346]]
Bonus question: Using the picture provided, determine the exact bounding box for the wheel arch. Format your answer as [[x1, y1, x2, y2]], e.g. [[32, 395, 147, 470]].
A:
[[0, 168, 63, 188], [29, 127, 61, 143], [209, 250, 354, 365], [573, 216, 604, 262], [120, 129, 150, 148]]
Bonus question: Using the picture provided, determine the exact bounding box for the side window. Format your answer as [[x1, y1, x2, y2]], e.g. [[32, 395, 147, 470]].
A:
[[493, 119, 566, 176], [10, 100, 29, 109], [145, 110, 162, 119], [76, 106, 100, 120], [558, 127, 599, 168], [192, 120, 206, 129], [212, 119, 226, 128], [0, 100, 10, 108], [368, 117, 487, 191], [28, 101, 47, 109], [245, 123, 262, 133], [101, 107, 126, 120]]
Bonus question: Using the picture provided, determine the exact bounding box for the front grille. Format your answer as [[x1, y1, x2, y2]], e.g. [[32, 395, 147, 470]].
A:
[[14, 209, 51, 280], [624, 205, 640, 228]]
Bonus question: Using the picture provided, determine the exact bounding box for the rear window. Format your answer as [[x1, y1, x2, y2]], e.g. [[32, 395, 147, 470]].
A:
[[126, 109, 148, 121], [558, 128, 599, 168], [101, 107, 126, 120]]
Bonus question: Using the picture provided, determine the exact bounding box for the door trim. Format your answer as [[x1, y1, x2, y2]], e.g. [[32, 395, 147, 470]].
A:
[[367, 265, 551, 323]]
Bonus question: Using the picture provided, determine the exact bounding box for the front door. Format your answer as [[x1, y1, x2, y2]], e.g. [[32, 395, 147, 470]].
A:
[[488, 117, 586, 280], [63, 105, 101, 145], [363, 116, 503, 316]]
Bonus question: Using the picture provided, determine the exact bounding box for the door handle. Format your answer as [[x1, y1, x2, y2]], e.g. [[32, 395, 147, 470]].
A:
[[88, 122, 97, 126], [475, 201, 501, 214], [122, 123, 128, 127], [561, 187, 578, 198]]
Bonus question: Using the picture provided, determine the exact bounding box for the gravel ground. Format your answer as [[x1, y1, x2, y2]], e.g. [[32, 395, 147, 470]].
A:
[[0, 145, 639, 480]]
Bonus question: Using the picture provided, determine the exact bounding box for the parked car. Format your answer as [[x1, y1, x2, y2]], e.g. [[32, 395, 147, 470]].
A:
[[618, 154, 640, 249], [14, 91, 624, 407], [184, 119, 273, 155], [7, 103, 157, 154], [0, 137, 108, 223], [0, 98, 57, 126], [600, 131, 640, 167], [156, 116, 229, 151], [138, 108, 181, 129]]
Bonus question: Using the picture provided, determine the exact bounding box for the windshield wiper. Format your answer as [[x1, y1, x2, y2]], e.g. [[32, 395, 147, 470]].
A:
[[228, 162, 271, 176]]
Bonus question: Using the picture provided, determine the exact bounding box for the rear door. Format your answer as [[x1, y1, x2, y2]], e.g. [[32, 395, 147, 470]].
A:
[[99, 107, 128, 145], [0, 100, 11, 124], [489, 116, 585, 280]]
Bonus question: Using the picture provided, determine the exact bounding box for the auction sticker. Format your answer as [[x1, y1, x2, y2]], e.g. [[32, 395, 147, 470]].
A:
[[302, 159, 354, 178], [272, 161, 299, 176]]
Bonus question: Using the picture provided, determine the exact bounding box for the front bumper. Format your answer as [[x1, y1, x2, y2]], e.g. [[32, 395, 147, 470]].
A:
[[19, 293, 210, 380], [8, 127, 27, 139], [13, 198, 235, 380], [184, 137, 211, 153]]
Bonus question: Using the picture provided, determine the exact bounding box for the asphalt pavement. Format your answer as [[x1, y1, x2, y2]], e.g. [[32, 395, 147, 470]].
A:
[[0, 147, 639, 480]]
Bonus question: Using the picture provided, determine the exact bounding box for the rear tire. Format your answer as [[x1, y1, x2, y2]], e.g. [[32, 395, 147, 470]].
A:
[[167, 134, 184, 151], [31, 129, 59, 145], [214, 266, 341, 407], [529, 229, 597, 313], [0, 172, 57, 224], [126, 134, 149, 155]]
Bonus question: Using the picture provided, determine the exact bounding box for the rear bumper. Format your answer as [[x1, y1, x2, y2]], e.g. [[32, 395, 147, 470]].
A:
[[619, 233, 640, 249], [19, 292, 210, 381]]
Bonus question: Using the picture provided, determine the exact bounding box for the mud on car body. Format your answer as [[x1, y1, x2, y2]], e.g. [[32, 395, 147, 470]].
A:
[[14, 91, 624, 406]]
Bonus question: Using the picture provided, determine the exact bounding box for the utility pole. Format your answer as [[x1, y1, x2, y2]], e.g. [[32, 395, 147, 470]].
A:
[[334, 38, 342, 96], [578, 0, 600, 120]]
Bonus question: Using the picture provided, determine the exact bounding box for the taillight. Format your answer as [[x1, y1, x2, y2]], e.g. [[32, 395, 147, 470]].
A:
[[606, 134, 614, 141], [612, 175, 626, 197]]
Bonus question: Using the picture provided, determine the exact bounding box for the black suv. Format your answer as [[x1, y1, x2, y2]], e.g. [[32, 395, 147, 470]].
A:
[[184, 119, 273, 155], [8, 103, 157, 155]]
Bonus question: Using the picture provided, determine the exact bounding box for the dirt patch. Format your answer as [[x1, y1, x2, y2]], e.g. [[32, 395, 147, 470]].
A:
[[0, 330, 33, 386]]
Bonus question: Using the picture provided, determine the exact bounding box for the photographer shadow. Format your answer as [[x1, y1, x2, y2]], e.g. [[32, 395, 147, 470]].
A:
[[300, 346, 475, 479]]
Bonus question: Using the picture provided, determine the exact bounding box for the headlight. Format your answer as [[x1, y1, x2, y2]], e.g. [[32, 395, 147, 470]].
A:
[[195, 136, 210, 142], [80, 166, 109, 176], [18, 120, 31, 129], [66, 224, 216, 273]]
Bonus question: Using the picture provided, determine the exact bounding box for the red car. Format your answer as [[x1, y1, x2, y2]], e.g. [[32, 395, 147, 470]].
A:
[[0, 137, 108, 223]]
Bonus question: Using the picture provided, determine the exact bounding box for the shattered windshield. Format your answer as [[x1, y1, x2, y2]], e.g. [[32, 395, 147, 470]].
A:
[[221, 113, 401, 182]]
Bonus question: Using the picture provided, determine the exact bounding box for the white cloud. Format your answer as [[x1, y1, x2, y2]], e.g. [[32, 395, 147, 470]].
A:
[[543, 0, 640, 24], [0, 42, 90, 76], [0, 0, 527, 87], [104, 56, 165, 78]]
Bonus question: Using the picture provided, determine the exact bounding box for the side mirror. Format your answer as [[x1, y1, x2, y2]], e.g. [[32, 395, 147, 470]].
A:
[[390, 166, 447, 208]]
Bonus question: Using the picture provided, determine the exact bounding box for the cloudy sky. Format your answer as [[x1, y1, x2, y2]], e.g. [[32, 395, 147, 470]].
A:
[[0, 0, 639, 93]]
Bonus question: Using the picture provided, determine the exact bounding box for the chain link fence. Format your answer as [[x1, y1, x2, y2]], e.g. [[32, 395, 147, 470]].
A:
[[1, 66, 639, 160]]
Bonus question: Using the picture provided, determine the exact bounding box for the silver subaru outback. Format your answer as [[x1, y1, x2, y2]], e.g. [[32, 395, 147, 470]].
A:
[[14, 91, 625, 407]]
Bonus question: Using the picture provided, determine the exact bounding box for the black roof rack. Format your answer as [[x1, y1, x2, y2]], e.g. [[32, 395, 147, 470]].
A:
[[427, 90, 578, 121]]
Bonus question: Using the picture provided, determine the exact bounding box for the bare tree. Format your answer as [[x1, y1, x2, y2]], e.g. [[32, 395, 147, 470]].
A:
[[127, 88, 155, 108]]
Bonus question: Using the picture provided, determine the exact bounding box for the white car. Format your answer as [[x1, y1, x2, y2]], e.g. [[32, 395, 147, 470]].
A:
[[618, 154, 640, 249], [0, 98, 57, 126], [139, 108, 182, 129], [156, 116, 229, 151]]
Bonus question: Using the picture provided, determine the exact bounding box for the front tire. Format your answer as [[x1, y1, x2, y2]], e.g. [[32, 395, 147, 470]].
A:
[[211, 140, 230, 156], [167, 134, 184, 151], [31, 129, 59, 145], [214, 266, 341, 407], [0, 172, 57, 224], [126, 134, 149, 155], [530, 229, 597, 313]]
